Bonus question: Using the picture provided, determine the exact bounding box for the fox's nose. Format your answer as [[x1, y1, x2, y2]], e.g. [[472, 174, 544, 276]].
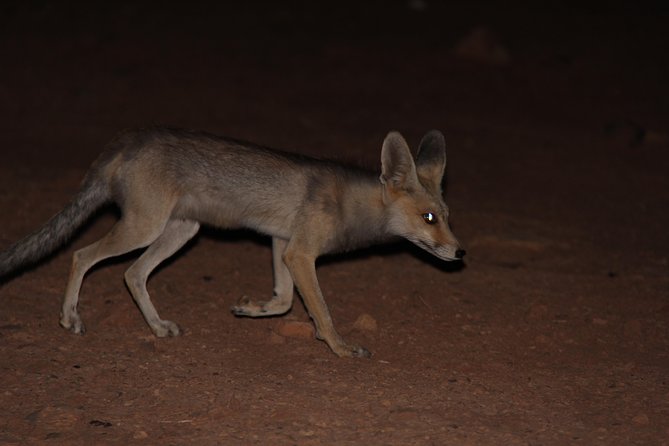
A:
[[455, 249, 466, 259]]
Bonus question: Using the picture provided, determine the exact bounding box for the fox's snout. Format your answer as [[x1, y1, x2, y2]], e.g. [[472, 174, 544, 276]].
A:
[[437, 241, 466, 262], [427, 225, 466, 262]]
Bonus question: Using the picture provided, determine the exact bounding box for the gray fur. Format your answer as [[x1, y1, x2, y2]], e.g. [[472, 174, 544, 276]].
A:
[[0, 176, 109, 278]]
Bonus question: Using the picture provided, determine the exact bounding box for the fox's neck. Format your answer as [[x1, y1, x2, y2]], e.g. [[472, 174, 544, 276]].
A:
[[329, 174, 395, 253]]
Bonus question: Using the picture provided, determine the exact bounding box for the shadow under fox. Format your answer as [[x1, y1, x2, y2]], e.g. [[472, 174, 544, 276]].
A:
[[0, 127, 464, 357]]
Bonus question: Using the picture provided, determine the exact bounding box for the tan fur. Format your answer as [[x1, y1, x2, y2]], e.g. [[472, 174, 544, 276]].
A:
[[0, 127, 464, 357]]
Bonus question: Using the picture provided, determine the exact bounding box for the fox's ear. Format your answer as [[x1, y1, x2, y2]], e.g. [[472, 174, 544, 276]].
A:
[[380, 131, 417, 190], [416, 130, 446, 190]]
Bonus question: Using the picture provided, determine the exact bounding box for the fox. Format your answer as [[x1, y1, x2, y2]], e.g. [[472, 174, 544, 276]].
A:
[[0, 127, 465, 357]]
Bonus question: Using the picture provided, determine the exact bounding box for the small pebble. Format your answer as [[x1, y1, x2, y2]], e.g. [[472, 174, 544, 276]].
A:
[[275, 321, 315, 340], [353, 313, 378, 332]]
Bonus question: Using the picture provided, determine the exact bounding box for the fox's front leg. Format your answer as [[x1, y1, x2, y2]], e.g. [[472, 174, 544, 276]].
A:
[[282, 244, 371, 358], [231, 237, 294, 317]]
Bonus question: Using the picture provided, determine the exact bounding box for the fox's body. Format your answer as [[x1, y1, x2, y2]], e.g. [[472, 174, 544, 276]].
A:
[[0, 127, 464, 357]]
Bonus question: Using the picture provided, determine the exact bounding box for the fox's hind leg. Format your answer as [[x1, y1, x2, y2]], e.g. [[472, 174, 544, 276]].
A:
[[60, 212, 170, 334], [124, 218, 199, 337], [231, 237, 294, 317]]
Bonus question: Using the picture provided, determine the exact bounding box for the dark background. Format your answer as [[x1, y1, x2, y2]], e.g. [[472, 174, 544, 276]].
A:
[[1, 2, 667, 444]]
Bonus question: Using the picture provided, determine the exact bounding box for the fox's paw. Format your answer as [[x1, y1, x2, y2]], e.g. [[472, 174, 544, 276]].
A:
[[150, 319, 181, 337], [231, 295, 261, 316], [332, 343, 372, 359], [60, 313, 86, 335], [231, 295, 291, 317], [350, 345, 372, 358]]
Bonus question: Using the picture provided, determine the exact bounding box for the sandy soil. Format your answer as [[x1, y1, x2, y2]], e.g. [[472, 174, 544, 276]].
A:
[[0, 2, 667, 445]]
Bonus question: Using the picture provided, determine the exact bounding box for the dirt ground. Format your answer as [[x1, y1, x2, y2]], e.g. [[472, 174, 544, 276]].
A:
[[0, 2, 667, 445]]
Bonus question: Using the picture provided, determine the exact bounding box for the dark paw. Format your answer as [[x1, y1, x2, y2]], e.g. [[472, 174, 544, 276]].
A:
[[152, 320, 181, 337], [230, 306, 247, 316], [334, 343, 372, 358], [60, 316, 85, 335], [352, 346, 372, 358], [231, 295, 256, 317]]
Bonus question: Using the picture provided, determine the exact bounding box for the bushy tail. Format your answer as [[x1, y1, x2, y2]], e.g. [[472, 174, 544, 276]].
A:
[[0, 176, 110, 279]]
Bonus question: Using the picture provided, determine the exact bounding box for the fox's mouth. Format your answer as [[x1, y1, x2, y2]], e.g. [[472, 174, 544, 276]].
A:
[[410, 238, 462, 262]]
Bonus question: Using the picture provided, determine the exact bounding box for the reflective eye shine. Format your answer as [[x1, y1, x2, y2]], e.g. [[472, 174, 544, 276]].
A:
[[422, 212, 437, 225]]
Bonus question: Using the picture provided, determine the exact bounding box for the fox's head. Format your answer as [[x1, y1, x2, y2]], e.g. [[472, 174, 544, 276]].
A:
[[379, 130, 465, 262]]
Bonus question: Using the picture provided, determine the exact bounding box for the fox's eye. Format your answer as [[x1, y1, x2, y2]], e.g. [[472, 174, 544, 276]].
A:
[[422, 212, 437, 225]]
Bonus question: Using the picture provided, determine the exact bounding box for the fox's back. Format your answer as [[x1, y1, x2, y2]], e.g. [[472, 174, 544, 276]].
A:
[[102, 127, 337, 237]]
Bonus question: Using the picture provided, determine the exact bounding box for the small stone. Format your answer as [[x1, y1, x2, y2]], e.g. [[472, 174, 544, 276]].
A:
[[36, 406, 81, 431], [353, 313, 378, 332], [632, 413, 649, 426], [267, 331, 286, 345], [275, 321, 315, 340], [133, 430, 149, 439]]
